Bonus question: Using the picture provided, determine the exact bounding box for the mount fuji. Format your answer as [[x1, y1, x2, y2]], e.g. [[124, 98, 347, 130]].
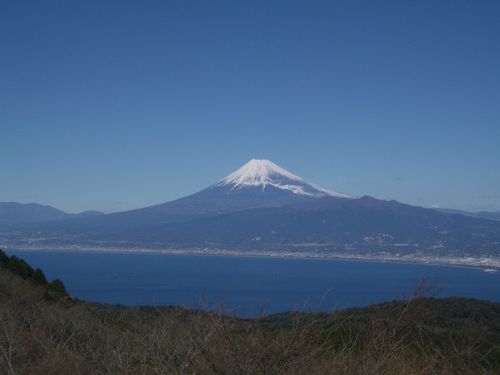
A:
[[99, 159, 351, 225], [215, 159, 349, 199], [2, 159, 350, 233], [2, 159, 500, 269]]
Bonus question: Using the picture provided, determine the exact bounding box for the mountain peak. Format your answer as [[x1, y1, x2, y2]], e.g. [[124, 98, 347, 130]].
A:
[[216, 159, 351, 198], [218, 159, 302, 188]]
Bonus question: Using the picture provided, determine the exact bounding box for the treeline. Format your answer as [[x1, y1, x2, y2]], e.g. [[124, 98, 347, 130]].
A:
[[0, 248, 68, 299]]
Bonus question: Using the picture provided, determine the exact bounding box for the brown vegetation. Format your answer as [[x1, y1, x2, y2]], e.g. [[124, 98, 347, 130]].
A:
[[1, 257, 500, 374]]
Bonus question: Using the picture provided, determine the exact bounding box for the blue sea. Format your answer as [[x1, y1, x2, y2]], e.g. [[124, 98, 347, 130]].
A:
[[6, 250, 500, 317]]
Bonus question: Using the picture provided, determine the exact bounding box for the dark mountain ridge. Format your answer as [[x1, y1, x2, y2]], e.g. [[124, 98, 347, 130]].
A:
[[436, 208, 500, 221], [82, 196, 500, 252], [0, 202, 103, 226]]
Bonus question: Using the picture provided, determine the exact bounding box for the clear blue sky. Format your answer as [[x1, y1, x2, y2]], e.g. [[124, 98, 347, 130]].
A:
[[1, 1, 499, 213]]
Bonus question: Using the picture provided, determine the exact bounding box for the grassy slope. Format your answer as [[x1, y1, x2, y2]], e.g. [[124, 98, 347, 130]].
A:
[[1, 262, 500, 374]]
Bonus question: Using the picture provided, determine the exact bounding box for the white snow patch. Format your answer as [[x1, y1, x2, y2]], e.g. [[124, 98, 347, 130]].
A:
[[216, 159, 351, 198]]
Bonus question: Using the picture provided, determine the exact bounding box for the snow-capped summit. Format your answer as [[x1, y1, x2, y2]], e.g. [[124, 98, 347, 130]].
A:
[[218, 159, 302, 188], [92, 159, 351, 225], [216, 159, 350, 198]]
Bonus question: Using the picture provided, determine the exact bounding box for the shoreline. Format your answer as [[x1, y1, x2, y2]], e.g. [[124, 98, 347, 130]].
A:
[[3, 245, 500, 273]]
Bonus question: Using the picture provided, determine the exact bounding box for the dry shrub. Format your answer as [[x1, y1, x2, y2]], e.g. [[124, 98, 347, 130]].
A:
[[1, 270, 499, 374]]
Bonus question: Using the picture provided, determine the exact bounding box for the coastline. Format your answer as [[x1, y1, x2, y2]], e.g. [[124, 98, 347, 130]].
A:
[[3, 245, 499, 273]]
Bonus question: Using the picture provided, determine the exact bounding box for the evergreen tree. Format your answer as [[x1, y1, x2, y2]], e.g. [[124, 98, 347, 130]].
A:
[[47, 279, 68, 297], [0, 248, 9, 267], [32, 268, 48, 286], [6, 256, 34, 279]]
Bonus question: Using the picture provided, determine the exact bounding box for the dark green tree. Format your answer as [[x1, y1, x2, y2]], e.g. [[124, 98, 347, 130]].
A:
[[32, 268, 48, 286], [0, 248, 9, 267], [47, 278, 68, 297], [6, 256, 34, 279]]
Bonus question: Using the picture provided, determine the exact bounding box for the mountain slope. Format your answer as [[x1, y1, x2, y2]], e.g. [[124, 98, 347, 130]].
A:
[[216, 159, 350, 198], [90, 196, 500, 254], [436, 208, 500, 222], [2, 160, 500, 266], [6, 196, 500, 264], [10, 159, 349, 232], [0, 202, 103, 226], [133, 159, 350, 218]]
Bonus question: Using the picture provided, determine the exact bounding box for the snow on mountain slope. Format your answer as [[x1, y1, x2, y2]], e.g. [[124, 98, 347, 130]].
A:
[[216, 159, 350, 198], [8, 159, 351, 231]]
